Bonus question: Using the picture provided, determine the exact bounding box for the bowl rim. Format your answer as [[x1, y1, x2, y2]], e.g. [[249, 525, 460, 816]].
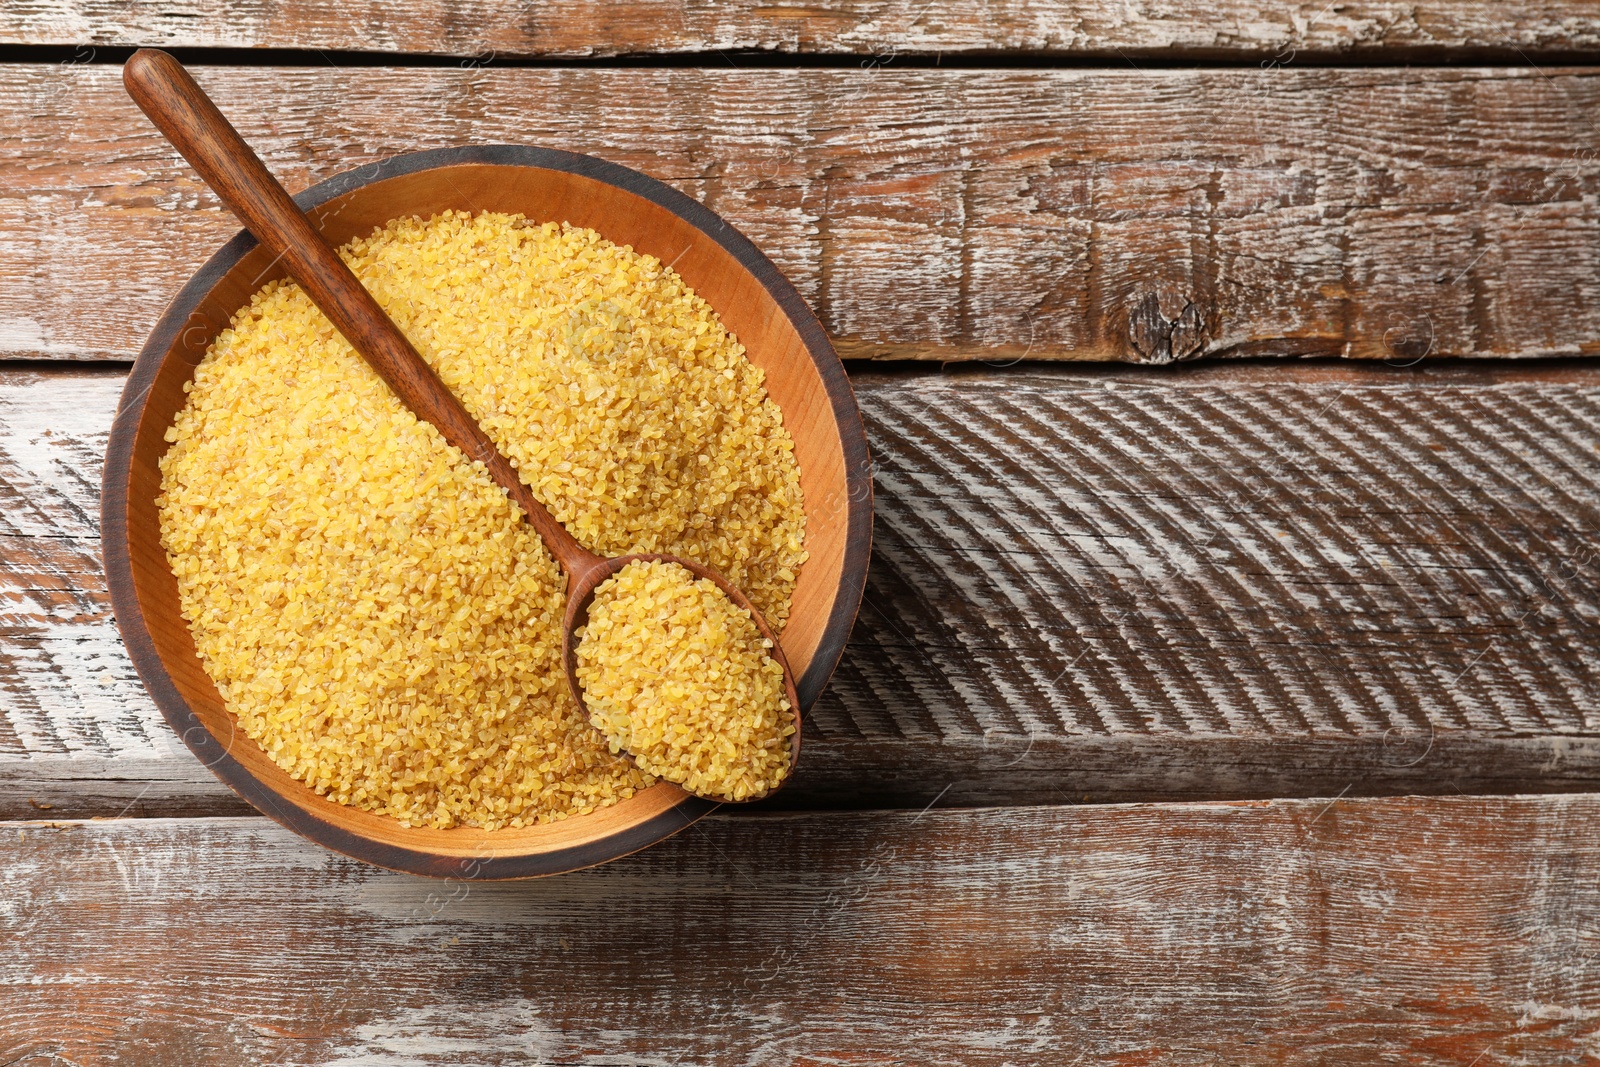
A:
[[101, 143, 873, 877]]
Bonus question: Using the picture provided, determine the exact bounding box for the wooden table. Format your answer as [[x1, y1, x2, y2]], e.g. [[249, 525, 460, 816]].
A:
[[6, 5, 1600, 1061]]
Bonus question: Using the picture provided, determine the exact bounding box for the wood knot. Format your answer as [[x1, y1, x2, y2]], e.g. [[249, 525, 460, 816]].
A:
[[1126, 292, 1215, 364]]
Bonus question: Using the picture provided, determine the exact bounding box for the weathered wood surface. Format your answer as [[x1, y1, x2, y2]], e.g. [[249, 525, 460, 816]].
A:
[[10, 65, 1600, 363], [6, 1, 1600, 59], [6, 795, 1600, 1063], [6, 361, 1600, 816]]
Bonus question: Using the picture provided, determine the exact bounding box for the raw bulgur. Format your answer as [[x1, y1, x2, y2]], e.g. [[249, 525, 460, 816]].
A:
[[157, 210, 807, 829], [575, 559, 794, 801]]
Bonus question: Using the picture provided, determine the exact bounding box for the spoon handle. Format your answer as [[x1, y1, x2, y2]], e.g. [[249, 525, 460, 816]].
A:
[[122, 48, 597, 576]]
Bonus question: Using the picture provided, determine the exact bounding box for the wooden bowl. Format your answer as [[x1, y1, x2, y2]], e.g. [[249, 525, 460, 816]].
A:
[[102, 145, 872, 878]]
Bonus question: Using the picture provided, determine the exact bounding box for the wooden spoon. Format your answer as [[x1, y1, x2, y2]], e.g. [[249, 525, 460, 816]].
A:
[[122, 48, 802, 803]]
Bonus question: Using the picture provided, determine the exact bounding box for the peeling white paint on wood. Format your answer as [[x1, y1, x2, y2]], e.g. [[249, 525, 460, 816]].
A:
[[2, 1, 1597, 57], [2, 365, 1600, 813], [0, 371, 165, 760], [4, 797, 1600, 1063], [316, 1000, 559, 1066]]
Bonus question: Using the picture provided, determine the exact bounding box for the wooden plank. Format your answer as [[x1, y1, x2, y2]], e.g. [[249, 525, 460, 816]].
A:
[[4, 1, 1599, 59], [9, 65, 1600, 363], [6, 361, 1600, 816], [6, 795, 1600, 1062]]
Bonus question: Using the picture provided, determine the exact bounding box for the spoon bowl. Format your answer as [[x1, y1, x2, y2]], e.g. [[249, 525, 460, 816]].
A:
[[103, 51, 871, 877], [122, 48, 804, 802], [561, 551, 804, 802]]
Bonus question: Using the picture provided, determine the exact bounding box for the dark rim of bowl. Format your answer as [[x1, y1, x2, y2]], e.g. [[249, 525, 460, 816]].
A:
[[101, 144, 873, 879]]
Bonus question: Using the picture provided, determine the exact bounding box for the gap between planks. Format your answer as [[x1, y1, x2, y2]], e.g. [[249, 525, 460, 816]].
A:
[[2, 1, 1599, 61], [10, 44, 1600, 69]]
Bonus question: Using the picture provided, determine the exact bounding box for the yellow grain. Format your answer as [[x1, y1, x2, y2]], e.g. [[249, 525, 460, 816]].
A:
[[575, 559, 793, 801], [157, 210, 806, 829]]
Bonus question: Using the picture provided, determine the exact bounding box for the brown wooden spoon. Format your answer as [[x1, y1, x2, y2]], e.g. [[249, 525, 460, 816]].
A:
[[122, 47, 802, 802]]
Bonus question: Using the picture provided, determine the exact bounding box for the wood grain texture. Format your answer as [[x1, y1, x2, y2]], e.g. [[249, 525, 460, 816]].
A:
[[10, 65, 1600, 363], [7, 361, 1600, 816], [4, 1, 1599, 59], [6, 795, 1600, 1063]]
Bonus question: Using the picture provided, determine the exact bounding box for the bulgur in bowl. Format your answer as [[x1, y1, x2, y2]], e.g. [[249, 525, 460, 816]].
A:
[[102, 145, 872, 878]]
